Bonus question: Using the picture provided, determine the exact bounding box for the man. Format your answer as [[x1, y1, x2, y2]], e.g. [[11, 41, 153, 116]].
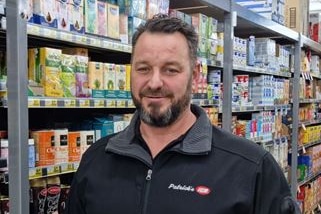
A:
[[65, 14, 300, 214]]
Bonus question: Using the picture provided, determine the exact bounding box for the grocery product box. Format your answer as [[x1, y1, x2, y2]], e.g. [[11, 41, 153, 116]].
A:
[[29, 139, 36, 168], [39, 48, 64, 97], [115, 64, 127, 98], [128, 16, 145, 44], [157, 0, 169, 15], [62, 47, 88, 57], [79, 130, 95, 157], [57, 0, 69, 31], [284, 0, 309, 35], [118, 0, 146, 20], [119, 14, 129, 44], [310, 13, 321, 43], [88, 61, 104, 98], [54, 129, 68, 164], [191, 13, 208, 38], [97, 1, 107, 37], [103, 63, 116, 98], [27, 0, 34, 23], [168, 9, 185, 21], [68, 0, 85, 34], [146, 0, 158, 19], [84, 0, 98, 34], [68, 131, 81, 162], [92, 118, 114, 140], [33, 0, 58, 28], [125, 64, 131, 98], [107, 3, 120, 39], [61, 54, 76, 97], [74, 55, 90, 97], [28, 48, 42, 85], [32, 130, 55, 167]]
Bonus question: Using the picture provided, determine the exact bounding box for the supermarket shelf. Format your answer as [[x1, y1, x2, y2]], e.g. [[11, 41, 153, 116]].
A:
[[301, 35, 321, 54], [311, 72, 321, 79], [29, 162, 79, 180], [232, 104, 290, 113], [299, 119, 321, 127], [299, 98, 321, 104], [27, 23, 132, 54], [233, 64, 292, 77], [27, 97, 135, 108], [170, 0, 229, 21], [192, 99, 220, 106], [299, 140, 321, 152], [0, 97, 221, 109], [233, 3, 299, 41], [298, 170, 321, 187]]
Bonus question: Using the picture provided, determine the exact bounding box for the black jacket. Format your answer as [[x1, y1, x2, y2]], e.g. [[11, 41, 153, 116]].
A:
[[65, 104, 300, 214]]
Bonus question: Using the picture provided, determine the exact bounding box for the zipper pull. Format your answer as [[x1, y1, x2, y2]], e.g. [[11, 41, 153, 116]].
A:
[[146, 169, 152, 181]]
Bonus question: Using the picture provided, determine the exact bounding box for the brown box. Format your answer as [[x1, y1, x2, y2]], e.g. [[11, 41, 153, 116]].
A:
[[284, 0, 309, 35]]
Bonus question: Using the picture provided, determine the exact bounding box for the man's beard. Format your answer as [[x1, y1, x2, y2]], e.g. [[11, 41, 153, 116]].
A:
[[132, 84, 192, 127]]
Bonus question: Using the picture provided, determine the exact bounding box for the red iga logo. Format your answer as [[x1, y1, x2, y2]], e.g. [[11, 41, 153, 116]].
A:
[[195, 186, 211, 196]]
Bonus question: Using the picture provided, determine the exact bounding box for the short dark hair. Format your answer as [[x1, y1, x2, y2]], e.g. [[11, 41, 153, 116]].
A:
[[132, 14, 199, 66]]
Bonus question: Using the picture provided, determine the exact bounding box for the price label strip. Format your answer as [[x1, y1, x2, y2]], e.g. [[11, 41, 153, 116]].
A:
[[106, 100, 116, 108], [47, 165, 61, 176], [79, 99, 90, 108], [45, 99, 58, 107], [116, 100, 126, 108], [64, 99, 76, 108], [29, 167, 44, 178], [28, 98, 40, 107], [94, 99, 105, 108]]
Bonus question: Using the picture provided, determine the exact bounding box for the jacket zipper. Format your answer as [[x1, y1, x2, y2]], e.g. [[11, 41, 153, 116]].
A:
[[142, 169, 152, 214]]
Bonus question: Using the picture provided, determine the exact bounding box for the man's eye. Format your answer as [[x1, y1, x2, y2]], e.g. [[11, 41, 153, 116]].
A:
[[137, 67, 149, 73], [165, 68, 179, 75]]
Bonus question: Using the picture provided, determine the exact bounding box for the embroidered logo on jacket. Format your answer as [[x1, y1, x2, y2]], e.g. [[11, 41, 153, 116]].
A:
[[168, 183, 211, 196]]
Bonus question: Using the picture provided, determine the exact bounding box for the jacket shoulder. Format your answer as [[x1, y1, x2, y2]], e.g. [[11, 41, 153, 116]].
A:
[[212, 126, 268, 165]]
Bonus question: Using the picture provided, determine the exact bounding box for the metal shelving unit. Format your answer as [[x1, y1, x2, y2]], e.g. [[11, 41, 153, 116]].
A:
[[7, 0, 29, 213]]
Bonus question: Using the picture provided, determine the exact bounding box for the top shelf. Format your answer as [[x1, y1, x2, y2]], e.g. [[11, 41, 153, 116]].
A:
[[27, 23, 132, 54], [232, 3, 299, 42]]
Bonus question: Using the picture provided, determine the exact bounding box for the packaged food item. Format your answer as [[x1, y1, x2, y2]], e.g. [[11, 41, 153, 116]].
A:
[[30, 178, 47, 214]]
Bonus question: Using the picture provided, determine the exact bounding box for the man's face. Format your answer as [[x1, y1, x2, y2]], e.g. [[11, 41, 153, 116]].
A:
[[130, 32, 196, 127]]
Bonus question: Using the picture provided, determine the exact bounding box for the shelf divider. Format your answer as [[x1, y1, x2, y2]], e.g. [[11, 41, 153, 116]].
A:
[[7, 0, 30, 213]]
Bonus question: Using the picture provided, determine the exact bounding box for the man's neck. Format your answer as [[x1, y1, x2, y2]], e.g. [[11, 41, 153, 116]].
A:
[[140, 108, 197, 158]]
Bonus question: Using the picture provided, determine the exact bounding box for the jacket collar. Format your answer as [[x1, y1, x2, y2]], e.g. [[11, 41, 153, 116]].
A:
[[105, 104, 213, 166]]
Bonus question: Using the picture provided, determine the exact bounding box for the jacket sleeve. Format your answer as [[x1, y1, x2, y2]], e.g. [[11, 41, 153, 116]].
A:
[[64, 172, 87, 214], [253, 153, 301, 214]]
